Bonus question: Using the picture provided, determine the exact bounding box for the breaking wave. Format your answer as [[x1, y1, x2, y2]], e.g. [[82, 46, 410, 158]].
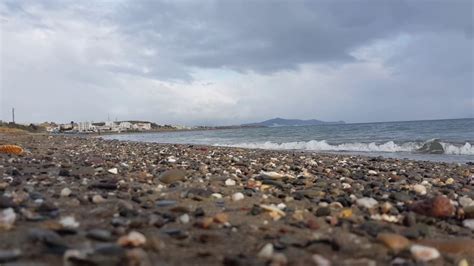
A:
[[215, 140, 474, 155]]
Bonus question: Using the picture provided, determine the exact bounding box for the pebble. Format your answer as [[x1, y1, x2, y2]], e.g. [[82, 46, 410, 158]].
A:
[[459, 196, 473, 207], [179, 214, 190, 224], [445, 177, 454, 185], [59, 216, 80, 229], [0, 249, 22, 263], [356, 197, 378, 209], [92, 194, 106, 203], [410, 195, 454, 218], [377, 233, 411, 252], [156, 200, 177, 207], [232, 192, 244, 201], [412, 184, 427, 195], [462, 219, 474, 230], [158, 169, 186, 184], [464, 205, 474, 218], [257, 243, 274, 259], [86, 229, 112, 241], [108, 168, 118, 174], [225, 179, 236, 186], [271, 253, 288, 265], [211, 193, 223, 199], [60, 187, 72, 197], [410, 244, 440, 262], [213, 213, 229, 224], [315, 207, 331, 217], [117, 231, 147, 247], [260, 171, 285, 179], [312, 254, 331, 266], [0, 208, 16, 230], [368, 170, 378, 175]]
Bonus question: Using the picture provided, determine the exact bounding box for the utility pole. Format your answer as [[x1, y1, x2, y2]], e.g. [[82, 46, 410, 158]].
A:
[[11, 108, 15, 124]]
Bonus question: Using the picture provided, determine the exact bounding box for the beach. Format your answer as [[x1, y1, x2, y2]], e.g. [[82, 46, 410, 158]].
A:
[[0, 133, 473, 265]]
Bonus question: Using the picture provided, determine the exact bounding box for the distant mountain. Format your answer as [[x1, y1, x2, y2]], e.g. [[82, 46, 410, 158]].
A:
[[242, 117, 345, 127]]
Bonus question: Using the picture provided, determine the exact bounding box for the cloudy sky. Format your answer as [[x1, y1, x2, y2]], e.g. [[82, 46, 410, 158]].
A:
[[0, 0, 473, 125]]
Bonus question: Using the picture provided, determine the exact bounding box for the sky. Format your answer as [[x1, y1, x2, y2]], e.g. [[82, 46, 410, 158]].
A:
[[0, 0, 473, 126]]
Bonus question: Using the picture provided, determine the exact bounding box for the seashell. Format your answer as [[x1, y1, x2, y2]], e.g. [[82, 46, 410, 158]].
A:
[[0, 145, 24, 155]]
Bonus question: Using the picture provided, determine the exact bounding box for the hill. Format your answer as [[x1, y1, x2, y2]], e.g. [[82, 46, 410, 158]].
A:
[[243, 117, 345, 127]]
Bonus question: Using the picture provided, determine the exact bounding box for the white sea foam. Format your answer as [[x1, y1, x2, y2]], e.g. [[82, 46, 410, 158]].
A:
[[215, 140, 474, 155]]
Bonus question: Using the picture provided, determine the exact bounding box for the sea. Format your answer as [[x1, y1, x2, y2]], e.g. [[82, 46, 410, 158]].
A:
[[102, 118, 474, 163]]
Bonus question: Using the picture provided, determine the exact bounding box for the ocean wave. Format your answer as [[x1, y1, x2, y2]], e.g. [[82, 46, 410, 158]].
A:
[[215, 140, 474, 155]]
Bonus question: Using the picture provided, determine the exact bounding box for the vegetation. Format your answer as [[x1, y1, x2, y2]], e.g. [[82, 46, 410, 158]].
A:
[[0, 122, 46, 133]]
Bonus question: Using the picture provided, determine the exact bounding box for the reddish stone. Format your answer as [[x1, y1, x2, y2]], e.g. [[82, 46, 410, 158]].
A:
[[307, 218, 320, 230], [410, 195, 454, 218]]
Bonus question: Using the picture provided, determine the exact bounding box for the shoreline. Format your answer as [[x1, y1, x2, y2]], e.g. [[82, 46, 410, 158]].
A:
[[99, 133, 474, 165], [0, 133, 473, 265]]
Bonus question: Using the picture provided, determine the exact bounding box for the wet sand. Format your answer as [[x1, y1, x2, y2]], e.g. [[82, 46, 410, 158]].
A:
[[0, 133, 473, 265]]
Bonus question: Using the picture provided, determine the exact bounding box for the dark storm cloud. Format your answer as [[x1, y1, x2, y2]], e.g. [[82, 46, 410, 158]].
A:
[[110, 0, 472, 73]]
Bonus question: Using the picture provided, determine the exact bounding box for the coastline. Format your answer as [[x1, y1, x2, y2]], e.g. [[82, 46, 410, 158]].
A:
[[0, 133, 473, 265]]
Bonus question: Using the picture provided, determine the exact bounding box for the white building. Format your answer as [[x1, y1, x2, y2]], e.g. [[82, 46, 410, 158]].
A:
[[119, 121, 132, 129], [133, 122, 152, 131], [78, 122, 93, 132]]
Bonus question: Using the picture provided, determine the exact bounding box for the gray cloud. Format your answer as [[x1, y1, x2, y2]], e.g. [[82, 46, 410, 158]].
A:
[[0, 0, 472, 125]]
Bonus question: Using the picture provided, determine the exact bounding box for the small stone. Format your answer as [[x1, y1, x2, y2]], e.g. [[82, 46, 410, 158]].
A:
[[410, 244, 440, 262], [117, 231, 147, 247], [211, 193, 223, 199], [197, 217, 214, 229], [380, 202, 393, 214], [108, 168, 118, 175], [464, 205, 474, 218], [59, 216, 80, 229], [92, 195, 106, 204], [232, 192, 244, 202], [377, 233, 411, 253], [356, 197, 378, 209], [87, 229, 112, 241], [257, 243, 273, 259], [339, 208, 353, 218], [412, 184, 427, 195], [225, 179, 236, 186], [271, 253, 287, 265], [213, 213, 229, 224], [315, 207, 331, 217], [260, 171, 285, 179], [63, 249, 89, 264], [60, 188, 72, 197], [410, 195, 454, 218], [0, 249, 22, 263], [312, 254, 331, 266], [368, 170, 378, 175], [459, 196, 473, 207], [462, 219, 474, 230], [292, 210, 304, 221], [179, 214, 190, 224], [158, 169, 186, 184], [156, 200, 177, 207], [260, 204, 286, 220], [0, 208, 16, 230], [458, 259, 469, 266], [445, 177, 454, 185]]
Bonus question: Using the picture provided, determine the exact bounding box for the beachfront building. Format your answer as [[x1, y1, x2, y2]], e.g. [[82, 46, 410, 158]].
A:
[[133, 122, 152, 131], [78, 122, 93, 132], [119, 121, 132, 130]]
